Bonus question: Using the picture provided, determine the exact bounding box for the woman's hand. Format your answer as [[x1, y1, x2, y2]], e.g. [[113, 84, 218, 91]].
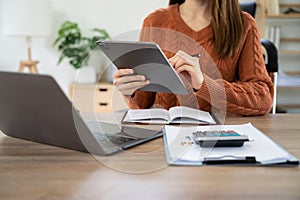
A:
[[169, 50, 204, 90], [113, 68, 150, 96]]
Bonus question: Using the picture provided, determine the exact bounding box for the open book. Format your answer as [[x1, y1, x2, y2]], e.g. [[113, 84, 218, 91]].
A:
[[122, 106, 216, 125]]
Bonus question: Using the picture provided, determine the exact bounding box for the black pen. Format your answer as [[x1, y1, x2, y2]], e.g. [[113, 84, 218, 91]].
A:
[[192, 54, 200, 58]]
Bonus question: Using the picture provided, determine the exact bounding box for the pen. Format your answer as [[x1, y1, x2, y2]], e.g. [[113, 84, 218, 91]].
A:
[[192, 54, 200, 58]]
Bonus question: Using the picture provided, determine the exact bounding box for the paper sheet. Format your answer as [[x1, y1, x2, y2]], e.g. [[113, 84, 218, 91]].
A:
[[164, 123, 294, 165]]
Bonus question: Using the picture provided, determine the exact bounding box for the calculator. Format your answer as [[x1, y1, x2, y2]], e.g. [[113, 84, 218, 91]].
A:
[[193, 130, 249, 147]]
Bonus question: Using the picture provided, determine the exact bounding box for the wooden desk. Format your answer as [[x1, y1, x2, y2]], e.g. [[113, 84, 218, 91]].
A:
[[1, 114, 300, 200]]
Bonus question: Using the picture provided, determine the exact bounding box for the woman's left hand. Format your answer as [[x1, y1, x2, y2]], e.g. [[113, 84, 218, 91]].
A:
[[169, 50, 204, 90]]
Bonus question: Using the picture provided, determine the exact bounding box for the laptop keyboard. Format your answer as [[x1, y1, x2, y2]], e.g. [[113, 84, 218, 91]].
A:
[[85, 121, 160, 149], [92, 131, 138, 147]]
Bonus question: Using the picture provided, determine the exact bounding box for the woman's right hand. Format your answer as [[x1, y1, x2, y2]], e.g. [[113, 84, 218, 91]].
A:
[[113, 69, 150, 96]]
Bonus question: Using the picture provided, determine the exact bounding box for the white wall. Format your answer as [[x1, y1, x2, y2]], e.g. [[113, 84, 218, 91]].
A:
[[0, 0, 168, 95]]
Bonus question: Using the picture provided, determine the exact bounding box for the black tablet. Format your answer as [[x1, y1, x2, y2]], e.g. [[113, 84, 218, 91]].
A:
[[97, 40, 189, 94]]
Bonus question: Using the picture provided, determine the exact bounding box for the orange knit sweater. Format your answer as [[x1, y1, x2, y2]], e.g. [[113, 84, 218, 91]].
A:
[[128, 4, 274, 116]]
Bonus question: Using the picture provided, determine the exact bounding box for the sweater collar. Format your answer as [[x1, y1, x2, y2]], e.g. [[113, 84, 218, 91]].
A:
[[168, 4, 213, 44]]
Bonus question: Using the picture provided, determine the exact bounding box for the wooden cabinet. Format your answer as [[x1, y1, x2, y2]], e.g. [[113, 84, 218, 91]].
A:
[[69, 82, 128, 113]]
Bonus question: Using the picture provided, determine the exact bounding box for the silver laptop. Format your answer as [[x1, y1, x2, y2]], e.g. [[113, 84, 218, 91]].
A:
[[0, 72, 162, 155]]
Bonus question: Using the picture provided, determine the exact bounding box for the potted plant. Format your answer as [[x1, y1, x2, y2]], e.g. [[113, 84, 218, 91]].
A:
[[53, 21, 110, 82]]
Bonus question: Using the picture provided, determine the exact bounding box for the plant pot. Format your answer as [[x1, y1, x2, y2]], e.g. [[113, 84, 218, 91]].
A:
[[75, 66, 97, 84]]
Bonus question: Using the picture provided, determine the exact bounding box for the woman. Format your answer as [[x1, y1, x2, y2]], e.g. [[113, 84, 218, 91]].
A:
[[113, 0, 273, 116]]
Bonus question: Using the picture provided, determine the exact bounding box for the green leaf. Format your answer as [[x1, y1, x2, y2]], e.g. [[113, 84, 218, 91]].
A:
[[53, 36, 62, 46], [54, 20, 110, 69], [57, 54, 65, 65], [93, 28, 110, 39]]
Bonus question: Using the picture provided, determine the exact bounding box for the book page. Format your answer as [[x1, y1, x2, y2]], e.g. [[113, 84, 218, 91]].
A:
[[123, 108, 170, 123], [169, 106, 216, 124]]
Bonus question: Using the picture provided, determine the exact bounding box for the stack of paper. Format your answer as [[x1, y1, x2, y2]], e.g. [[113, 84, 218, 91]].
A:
[[163, 123, 298, 165]]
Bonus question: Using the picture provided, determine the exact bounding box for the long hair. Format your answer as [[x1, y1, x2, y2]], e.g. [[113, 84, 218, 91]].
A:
[[169, 0, 245, 58]]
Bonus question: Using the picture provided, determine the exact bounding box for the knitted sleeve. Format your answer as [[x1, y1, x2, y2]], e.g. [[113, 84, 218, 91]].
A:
[[196, 16, 274, 115]]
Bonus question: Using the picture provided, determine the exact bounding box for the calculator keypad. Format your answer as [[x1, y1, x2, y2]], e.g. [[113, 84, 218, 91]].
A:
[[193, 130, 241, 137], [193, 130, 249, 147]]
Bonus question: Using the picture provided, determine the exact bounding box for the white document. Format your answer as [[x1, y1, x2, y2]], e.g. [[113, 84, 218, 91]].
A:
[[163, 123, 298, 165]]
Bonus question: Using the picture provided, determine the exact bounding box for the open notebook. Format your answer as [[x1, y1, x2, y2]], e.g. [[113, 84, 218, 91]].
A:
[[163, 123, 299, 166], [122, 106, 216, 125]]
